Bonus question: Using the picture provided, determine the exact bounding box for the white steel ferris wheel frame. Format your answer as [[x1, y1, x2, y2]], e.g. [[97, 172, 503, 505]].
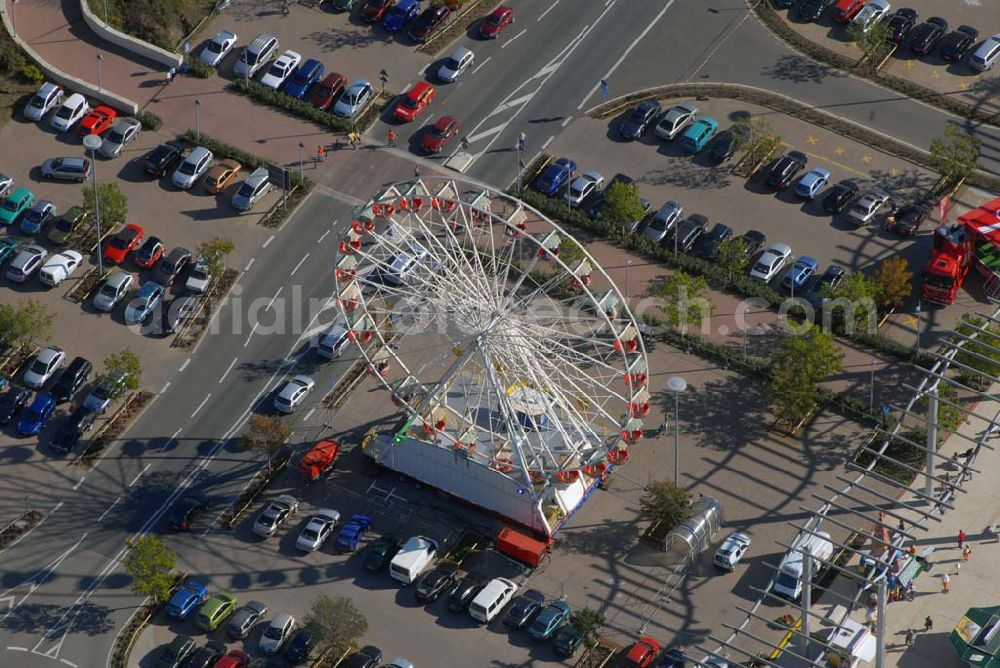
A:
[[332, 176, 650, 494]]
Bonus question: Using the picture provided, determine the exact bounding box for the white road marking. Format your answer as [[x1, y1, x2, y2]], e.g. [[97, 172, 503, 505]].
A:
[[417, 63, 428, 76], [60, 659, 77, 668], [542, 135, 554, 150], [0, 502, 62, 557], [304, 408, 316, 422], [128, 464, 151, 488], [561, 116, 573, 128], [577, 0, 672, 110], [98, 497, 120, 522], [179, 358, 191, 372], [472, 56, 492, 74], [6, 646, 27, 652], [72, 477, 85, 491], [219, 356, 239, 383], [244, 257, 255, 271], [262, 234, 275, 248], [160, 428, 183, 453], [501, 28, 527, 48], [290, 253, 310, 277], [190, 394, 212, 418], [467, 124, 507, 144], [160, 382, 171, 394], [537, 0, 559, 21], [243, 322, 260, 347], [317, 229, 331, 243], [0, 533, 87, 625], [266, 286, 283, 310], [488, 93, 534, 117]]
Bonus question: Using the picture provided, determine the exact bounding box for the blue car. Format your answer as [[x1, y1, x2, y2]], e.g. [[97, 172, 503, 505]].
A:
[[383, 0, 420, 32], [679, 117, 719, 154], [166, 581, 209, 620], [795, 167, 831, 200], [336, 514, 372, 551], [782, 255, 819, 291], [17, 394, 55, 436], [534, 157, 576, 196], [528, 600, 570, 641], [283, 59, 324, 99]]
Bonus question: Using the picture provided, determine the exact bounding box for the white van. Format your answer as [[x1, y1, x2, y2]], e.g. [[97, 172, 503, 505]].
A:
[[316, 321, 350, 359], [469, 577, 518, 624], [772, 530, 833, 600], [388, 536, 438, 585]]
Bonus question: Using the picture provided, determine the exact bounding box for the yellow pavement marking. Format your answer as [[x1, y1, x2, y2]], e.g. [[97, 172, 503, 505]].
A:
[[779, 141, 868, 176], [902, 315, 917, 327], [890, 168, 899, 177], [862, 155, 873, 164], [931, 70, 941, 78], [905, 60, 915, 69], [834, 146, 845, 156], [806, 136, 819, 145], [958, 82, 971, 90]]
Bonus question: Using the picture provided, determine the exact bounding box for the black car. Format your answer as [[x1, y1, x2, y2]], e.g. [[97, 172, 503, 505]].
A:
[[0, 387, 31, 425], [708, 129, 738, 163], [823, 179, 859, 213], [503, 588, 545, 628], [661, 647, 689, 668], [738, 230, 767, 257], [940, 26, 979, 61], [771, 0, 794, 7], [885, 8, 918, 44], [805, 265, 846, 310], [672, 214, 709, 253], [408, 5, 450, 42], [50, 405, 97, 454], [619, 100, 662, 141], [910, 17, 948, 55], [553, 625, 584, 657], [168, 494, 208, 531], [766, 150, 807, 189], [155, 635, 196, 668], [51, 356, 92, 403], [144, 141, 186, 177], [343, 645, 383, 668], [445, 574, 485, 612], [414, 561, 459, 602], [796, 0, 831, 22], [152, 247, 192, 286], [184, 641, 227, 668], [284, 628, 314, 664], [363, 534, 403, 572], [227, 600, 267, 639], [692, 223, 733, 260], [890, 201, 932, 236], [163, 295, 199, 335]]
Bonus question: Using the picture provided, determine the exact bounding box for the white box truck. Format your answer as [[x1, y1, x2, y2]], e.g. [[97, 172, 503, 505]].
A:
[[389, 536, 439, 584], [773, 530, 833, 600]]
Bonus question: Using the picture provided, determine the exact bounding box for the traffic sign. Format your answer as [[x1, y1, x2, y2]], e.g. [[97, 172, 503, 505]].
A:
[[881, 404, 891, 415], [266, 163, 291, 190], [183, 40, 191, 54]]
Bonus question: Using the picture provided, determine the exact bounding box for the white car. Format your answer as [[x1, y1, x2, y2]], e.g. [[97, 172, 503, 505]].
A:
[[851, 0, 890, 31], [231, 167, 273, 211], [24, 82, 65, 121], [654, 103, 698, 140], [0, 173, 12, 199], [98, 118, 142, 159], [24, 346, 65, 389], [39, 250, 83, 287], [50, 93, 90, 132], [970, 33, 1000, 71], [259, 612, 296, 655], [749, 242, 792, 282], [713, 532, 752, 571], [93, 270, 133, 312], [185, 258, 212, 294], [252, 495, 299, 538], [564, 171, 604, 207], [6, 244, 48, 283], [295, 509, 341, 552], [333, 79, 374, 118], [201, 30, 238, 67], [274, 375, 314, 414], [385, 240, 429, 285], [172, 146, 214, 189], [260, 50, 301, 89], [845, 188, 889, 226], [438, 46, 474, 82]]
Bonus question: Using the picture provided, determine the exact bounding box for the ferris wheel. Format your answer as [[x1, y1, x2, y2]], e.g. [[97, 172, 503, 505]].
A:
[[332, 177, 650, 491]]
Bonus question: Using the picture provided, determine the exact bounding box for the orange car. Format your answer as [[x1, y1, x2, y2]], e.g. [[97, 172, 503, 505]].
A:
[[77, 105, 117, 137], [393, 81, 435, 123], [203, 159, 242, 194]]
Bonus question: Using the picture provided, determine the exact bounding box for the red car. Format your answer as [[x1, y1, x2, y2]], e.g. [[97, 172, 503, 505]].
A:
[[212, 650, 250, 668], [77, 105, 117, 137], [480, 5, 514, 38], [422, 116, 460, 153], [622, 637, 662, 668], [831, 0, 865, 23], [393, 81, 435, 123], [310, 72, 348, 111], [103, 223, 144, 265], [134, 236, 164, 269], [362, 0, 393, 22]]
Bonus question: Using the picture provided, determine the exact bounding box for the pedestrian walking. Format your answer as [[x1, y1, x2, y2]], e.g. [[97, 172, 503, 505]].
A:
[[963, 545, 972, 561], [942, 572, 950, 593], [898, 518, 906, 532], [167, 66, 176, 84], [959, 530, 967, 549], [924, 616, 934, 632], [906, 581, 916, 601], [316, 145, 326, 163], [905, 628, 914, 646], [387, 130, 398, 147]]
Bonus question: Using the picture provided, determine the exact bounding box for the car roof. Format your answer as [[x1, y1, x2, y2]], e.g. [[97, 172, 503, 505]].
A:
[[270, 612, 294, 626], [347, 78, 371, 89], [407, 81, 433, 96], [9, 187, 33, 201], [449, 46, 472, 59], [63, 93, 86, 106], [188, 146, 211, 161], [138, 281, 163, 296], [668, 102, 697, 115], [37, 346, 63, 361], [769, 242, 792, 254], [38, 81, 60, 95]]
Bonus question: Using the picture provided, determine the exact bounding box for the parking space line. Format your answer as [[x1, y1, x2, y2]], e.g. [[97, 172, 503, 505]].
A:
[[780, 141, 868, 177], [244, 257, 255, 272], [243, 322, 259, 347], [304, 407, 316, 422], [266, 286, 283, 311], [472, 56, 492, 74], [542, 135, 554, 150], [128, 464, 150, 488], [501, 29, 527, 49], [72, 477, 85, 491], [160, 428, 183, 453], [537, 0, 559, 21], [219, 356, 239, 383], [160, 381, 171, 394], [7, 647, 27, 652], [317, 229, 331, 243], [561, 116, 573, 128], [262, 235, 275, 248], [59, 659, 78, 668], [179, 358, 191, 372], [98, 497, 120, 522], [191, 393, 212, 418]]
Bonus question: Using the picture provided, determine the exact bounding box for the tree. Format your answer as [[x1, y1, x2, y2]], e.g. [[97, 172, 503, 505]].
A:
[[651, 271, 714, 332], [197, 237, 235, 281], [731, 116, 781, 169], [714, 237, 749, 281], [826, 272, 881, 334], [639, 480, 690, 530], [82, 182, 129, 230], [872, 257, 913, 311], [101, 349, 142, 399], [570, 608, 605, 648], [0, 299, 53, 349], [846, 18, 894, 72], [244, 414, 291, 460], [123, 535, 176, 603], [767, 326, 843, 425], [929, 125, 981, 185], [304, 595, 368, 653], [601, 180, 647, 240]]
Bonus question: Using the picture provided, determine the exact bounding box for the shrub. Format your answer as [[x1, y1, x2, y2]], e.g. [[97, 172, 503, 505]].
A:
[[184, 57, 214, 79], [180, 130, 311, 189], [229, 79, 387, 134], [18, 64, 44, 85], [135, 109, 162, 131]]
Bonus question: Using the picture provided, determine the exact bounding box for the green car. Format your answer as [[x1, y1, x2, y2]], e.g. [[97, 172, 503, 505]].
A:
[[330, 0, 357, 10], [194, 591, 238, 631], [553, 625, 584, 657], [0, 237, 19, 264], [46, 206, 89, 245], [0, 187, 35, 226]]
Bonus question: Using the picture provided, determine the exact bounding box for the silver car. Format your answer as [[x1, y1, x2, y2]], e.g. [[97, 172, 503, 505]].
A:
[[655, 103, 698, 140], [201, 30, 238, 67], [98, 118, 142, 159], [749, 242, 792, 282], [274, 375, 314, 414], [231, 167, 273, 211], [6, 244, 48, 283], [24, 346, 65, 389], [41, 157, 92, 182], [295, 509, 341, 552], [845, 188, 889, 226], [93, 270, 133, 312], [259, 612, 296, 655], [252, 495, 299, 538], [333, 79, 374, 118], [24, 82, 65, 122], [172, 146, 214, 189], [642, 201, 683, 243], [564, 171, 604, 207], [438, 46, 474, 82], [971, 34, 1000, 71]]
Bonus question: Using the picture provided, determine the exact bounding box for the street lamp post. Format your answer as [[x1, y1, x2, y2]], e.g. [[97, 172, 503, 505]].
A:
[[667, 376, 687, 488], [298, 142, 304, 181], [914, 301, 922, 355], [82, 135, 104, 275], [624, 257, 631, 307], [11, 0, 20, 35], [96, 54, 104, 91], [869, 357, 876, 412], [194, 99, 201, 141], [103, 0, 109, 25]]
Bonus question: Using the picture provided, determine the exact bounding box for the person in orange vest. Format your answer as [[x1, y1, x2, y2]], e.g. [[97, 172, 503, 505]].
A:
[[387, 130, 398, 147], [316, 145, 326, 163]]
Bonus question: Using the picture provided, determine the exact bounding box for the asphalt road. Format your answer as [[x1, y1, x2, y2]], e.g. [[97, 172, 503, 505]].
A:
[[0, 189, 363, 668]]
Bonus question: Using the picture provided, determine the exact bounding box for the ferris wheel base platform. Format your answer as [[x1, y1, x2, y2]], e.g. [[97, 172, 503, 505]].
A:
[[365, 433, 603, 539]]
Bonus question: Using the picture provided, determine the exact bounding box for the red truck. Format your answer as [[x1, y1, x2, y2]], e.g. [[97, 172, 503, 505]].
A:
[[922, 197, 1000, 305]]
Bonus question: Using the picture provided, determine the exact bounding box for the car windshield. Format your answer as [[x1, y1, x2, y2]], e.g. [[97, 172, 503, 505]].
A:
[[29, 95, 47, 109], [29, 359, 49, 374], [388, 6, 406, 17], [401, 97, 420, 109], [236, 181, 256, 197], [22, 408, 41, 423], [190, 268, 209, 281], [753, 261, 769, 274], [179, 160, 197, 175], [267, 63, 286, 77], [2, 199, 18, 212], [110, 234, 133, 249], [775, 572, 799, 590], [108, 129, 126, 143], [486, 14, 501, 26], [314, 84, 333, 98], [302, 528, 319, 540], [264, 626, 283, 640], [291, 70, 310, 84], [444, 57, 461, 69], [430, 125, 449, 138], [208, 40, 224, 53], [55, 105, 74, 119]]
